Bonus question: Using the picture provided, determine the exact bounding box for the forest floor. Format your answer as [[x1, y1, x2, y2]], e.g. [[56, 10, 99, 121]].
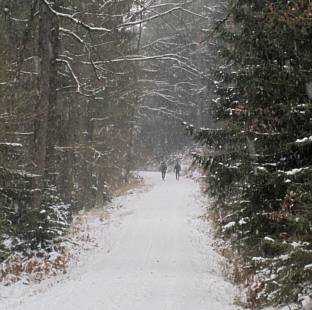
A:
[[1, 171, 245, 310]]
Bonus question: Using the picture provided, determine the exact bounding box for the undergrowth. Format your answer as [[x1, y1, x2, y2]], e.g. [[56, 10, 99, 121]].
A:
[[0, 172, 144, 287], [0, 251, 69, 286], [206, 200, 312, 310]]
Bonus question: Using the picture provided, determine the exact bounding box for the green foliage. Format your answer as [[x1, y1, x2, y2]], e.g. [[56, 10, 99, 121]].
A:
[[253, 243, 312, 306], [190, 0, 312, 307], [0, 170, 70, 260], [36, 183, 70, 252]]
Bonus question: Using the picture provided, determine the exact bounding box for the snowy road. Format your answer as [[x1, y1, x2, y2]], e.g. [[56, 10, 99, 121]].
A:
[[1, 171, 242, 310]]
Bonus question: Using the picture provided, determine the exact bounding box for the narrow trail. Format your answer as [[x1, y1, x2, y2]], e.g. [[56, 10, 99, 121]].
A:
[[1, 171, 242, 310]]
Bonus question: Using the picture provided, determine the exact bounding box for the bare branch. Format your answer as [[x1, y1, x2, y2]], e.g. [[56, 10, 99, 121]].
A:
[[44, 0, 208, 34], [88, 54, 199, 75], [199, 1, 238, 44], [43, 0, 111, 32], [59, 27, 84, 44], [120, 6, 209, 29], [57, 58, 81, 92]]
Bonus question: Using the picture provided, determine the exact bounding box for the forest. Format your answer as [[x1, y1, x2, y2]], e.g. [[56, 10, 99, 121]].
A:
[[0, 0, 311, 309]]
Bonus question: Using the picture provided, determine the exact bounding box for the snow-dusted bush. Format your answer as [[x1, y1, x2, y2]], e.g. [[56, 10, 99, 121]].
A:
[[0, 251, 68, 285], [252, 241, 312, 308], [1, 174, 70, 262]]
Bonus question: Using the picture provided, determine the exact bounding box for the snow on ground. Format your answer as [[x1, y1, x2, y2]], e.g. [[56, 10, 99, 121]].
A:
[[0, 171, 242, 310]]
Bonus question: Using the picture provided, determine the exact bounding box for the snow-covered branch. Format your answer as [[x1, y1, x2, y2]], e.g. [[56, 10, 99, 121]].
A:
[[43, 0, 111, 32], [118, 6, 208, 29], [89, 54, 199, 75], [59, 27, 84, 44], [57, 59, 81, 93], [44, 0, 207, 34], [138, 105, 186, 119]]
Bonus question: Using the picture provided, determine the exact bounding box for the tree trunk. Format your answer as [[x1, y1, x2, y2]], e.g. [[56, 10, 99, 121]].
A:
[[33, 0, 57, 210], [124, 106, 135, 183], [62, 94, 76, 216], [46, 1, 60, 173], [196, 43, 203, 128]]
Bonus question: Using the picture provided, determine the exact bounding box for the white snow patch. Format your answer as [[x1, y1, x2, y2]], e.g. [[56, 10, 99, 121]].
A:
[[252, 257, 267, 262], [223, 221, 236, 230], [280, 167, 310, 176], [306, 81, 312, 99], [0, 142, 23, 147], [0, 171, 242, 310], [239, 218, 247, 225], [295, 136, 312, 143], [291, 242, 301, 248], [300, 295, 312, 310], [257, 166, 267, 171], [264, 236, 274, 242]]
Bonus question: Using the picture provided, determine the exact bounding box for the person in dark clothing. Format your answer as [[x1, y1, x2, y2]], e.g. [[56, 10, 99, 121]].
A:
[[174, 162, 181, 180], [160, 161, 167, 180]]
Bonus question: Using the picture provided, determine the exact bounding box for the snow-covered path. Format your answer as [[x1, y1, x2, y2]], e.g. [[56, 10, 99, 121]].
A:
[[1, 171, 242, 310]]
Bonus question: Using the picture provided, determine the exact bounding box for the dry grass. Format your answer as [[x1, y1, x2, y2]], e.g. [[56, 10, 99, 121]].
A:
[[113, 173, 147, 197], [117, 210, 135, 217], [0, 251, 69, 285]]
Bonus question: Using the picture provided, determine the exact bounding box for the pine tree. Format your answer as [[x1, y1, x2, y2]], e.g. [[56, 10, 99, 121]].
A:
[[190, 0, 312, 306]]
